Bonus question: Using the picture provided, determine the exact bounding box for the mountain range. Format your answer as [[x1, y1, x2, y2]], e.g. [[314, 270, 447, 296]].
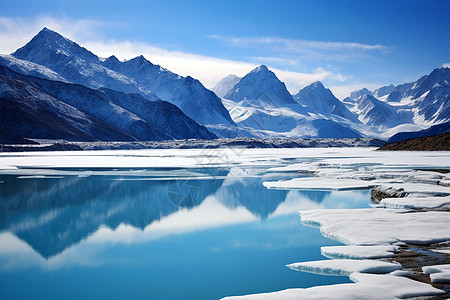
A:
[[216, 63, 450, 139], [0, 27, 449, 143]]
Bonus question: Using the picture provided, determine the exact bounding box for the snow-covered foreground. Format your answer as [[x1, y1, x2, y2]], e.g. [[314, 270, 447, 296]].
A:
[[1, 148, 449, 299]]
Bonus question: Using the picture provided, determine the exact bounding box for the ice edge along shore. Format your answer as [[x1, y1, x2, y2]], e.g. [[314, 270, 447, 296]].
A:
[[225, 148, 450, 299]]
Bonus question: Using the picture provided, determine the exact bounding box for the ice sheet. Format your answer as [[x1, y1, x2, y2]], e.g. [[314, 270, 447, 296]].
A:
[[300, 209, 450, 245], [263, 178, 376, 191], [287, 259, 401, 275], [221, 273, 443, 299], [321, 245, 398, 259], [423, 264, 450, 283], [379, 196, 450, 209]]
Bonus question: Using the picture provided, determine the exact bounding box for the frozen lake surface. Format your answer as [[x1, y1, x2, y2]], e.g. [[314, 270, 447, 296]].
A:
[[0, 148, 449, 299]]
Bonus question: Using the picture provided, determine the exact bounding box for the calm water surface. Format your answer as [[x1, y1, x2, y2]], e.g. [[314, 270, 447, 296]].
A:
[[0, 158, 371, 299]]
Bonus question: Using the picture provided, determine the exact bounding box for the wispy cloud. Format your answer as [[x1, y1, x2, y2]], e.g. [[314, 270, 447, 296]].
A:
[[209, 35, 388, 52], [209, 35, 389, 64]]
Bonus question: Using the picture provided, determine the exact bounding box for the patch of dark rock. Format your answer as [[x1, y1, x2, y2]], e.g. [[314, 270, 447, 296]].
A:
[[0, 143, 83, 152], [370, 186, 407, 204], [415, 169, 450, 174], [377, 132, 450, 151], [391, 243, 450, 299]]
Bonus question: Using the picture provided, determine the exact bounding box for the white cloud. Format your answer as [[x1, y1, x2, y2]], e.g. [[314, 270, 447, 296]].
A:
[[443, 63, 450, 68], [209, 35, 387, 52]]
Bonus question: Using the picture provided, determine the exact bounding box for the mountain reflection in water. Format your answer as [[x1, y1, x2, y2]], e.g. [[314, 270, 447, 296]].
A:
[[0, 167, 324, 258]]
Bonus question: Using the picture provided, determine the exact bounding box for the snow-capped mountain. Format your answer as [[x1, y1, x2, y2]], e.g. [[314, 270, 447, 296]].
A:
[[9, 28, 233, 126], [212, 74, 241, 97], [373, 84, 395, 98], [352, 94, 412, 127], [218, 66, 361, 138], [0, 65, 215, 141], [345, 66, 450, 136], [0, 54, 68, 82], [348, 88, 373, 101], [102, 55, 234, 125], [294, 81, 358, 121], [225, 65, 298, 106]]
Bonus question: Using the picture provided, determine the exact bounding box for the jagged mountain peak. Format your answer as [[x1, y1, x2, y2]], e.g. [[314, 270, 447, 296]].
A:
[[212, 74, 241, 97], [297, 81, 327, 94], [348, 87, 373, 100], [310, 81, 325, 89], [294, 81, 357, 121], [224, 65, 297, 106], [105, 55, 120, 62], [12, 27, 98, 64], [128, 55, 151, 64], [251, 65, 269, 73]]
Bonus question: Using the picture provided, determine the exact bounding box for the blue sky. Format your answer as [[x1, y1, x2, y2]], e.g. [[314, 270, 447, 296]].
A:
[[1, 0, 449, 98]]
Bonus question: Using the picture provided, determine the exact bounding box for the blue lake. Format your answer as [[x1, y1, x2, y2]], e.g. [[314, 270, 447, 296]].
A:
[[0, 162, 371, 299]]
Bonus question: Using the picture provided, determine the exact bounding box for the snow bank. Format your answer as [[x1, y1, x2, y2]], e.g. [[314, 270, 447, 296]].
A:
[[287, 259, 401, 276], [378, 196, 450, 210], [300, 209, 450, 245], [263, 178, 376, 191], [221, 273, 443, 299], [423, 264, 450, 283], [321, 245, 398, 259]]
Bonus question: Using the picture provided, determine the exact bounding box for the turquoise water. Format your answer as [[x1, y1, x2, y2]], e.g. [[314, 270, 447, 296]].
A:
[[0, 165, 371, 299]]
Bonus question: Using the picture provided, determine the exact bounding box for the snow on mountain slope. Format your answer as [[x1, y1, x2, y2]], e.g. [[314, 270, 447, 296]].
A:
[[348, 88, 373, 101], [102, 55, 234, 125], [225, 65, 298, 107], [212, 74, 241, 97], [294, 81, 358, 121], [0, 65, 216, 141], [221, 99, 361, 138], [12, 28, 147, 95], [352, 94, 413, 127], [11, 28, 233, 126], [0, 54, 68, 82], [219, 66, 361, 138], [346, 67, 450, 135], [373, 84, 395, 98], [0, 68, 136, 141]]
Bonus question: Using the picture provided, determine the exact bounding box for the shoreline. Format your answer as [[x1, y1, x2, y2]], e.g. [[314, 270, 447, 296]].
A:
[[226, 149, 450, 299]]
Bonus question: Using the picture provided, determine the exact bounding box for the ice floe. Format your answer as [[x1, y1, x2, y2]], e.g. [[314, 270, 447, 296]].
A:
[[321, 245, 398, 259], [263, 178, 376, 191], [300, 209, 450, 245], [423, 264, 450, 283], [287, 259, 401, 275], [222, 272, 443, 299], [378, 196, 450, 210]]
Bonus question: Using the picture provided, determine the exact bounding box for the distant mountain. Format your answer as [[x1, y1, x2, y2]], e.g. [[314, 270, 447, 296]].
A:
[[346, 67, 450, 130], [373, 84, 395, 98], [220, 66, 361, 138], [212, 74, 241, 97], [0, 65, 216, 142], [348, 88, 373, 101], [388, 121, 450, 143], [9, 28, 233, 126], [352, 94, 412, 127], [102, 55, 234, 125], [0, 54, 68, 82], [224, 65, 298, 106], [294, 81, 358, 121]]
